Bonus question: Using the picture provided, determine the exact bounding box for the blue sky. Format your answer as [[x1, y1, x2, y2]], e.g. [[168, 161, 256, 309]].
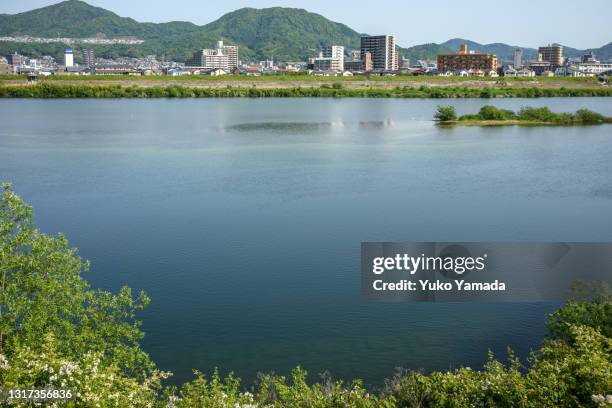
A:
[[2, 0, 611, 49]]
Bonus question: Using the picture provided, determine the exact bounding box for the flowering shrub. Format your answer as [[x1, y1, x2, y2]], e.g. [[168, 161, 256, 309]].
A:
[[0, 334, 169, 407]]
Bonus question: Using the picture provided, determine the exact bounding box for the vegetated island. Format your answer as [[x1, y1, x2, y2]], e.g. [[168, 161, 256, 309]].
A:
[[435, 105, 612, 126]]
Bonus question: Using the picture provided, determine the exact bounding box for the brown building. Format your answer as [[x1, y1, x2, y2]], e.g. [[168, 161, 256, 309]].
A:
[[537, 45, 563, 66], [437, 44, 498, 73]]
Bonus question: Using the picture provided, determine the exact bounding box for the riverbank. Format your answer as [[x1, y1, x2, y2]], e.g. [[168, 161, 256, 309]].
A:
[[0, 74, 606, 88], [1, 82, 611, 98]]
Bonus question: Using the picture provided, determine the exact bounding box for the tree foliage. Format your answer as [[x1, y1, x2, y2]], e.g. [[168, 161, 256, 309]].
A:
[[0, 182, 154, 380], [434, 105, 457, 121]]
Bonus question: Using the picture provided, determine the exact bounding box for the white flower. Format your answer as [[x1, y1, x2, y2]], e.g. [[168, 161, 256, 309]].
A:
[[0, 354, 9, 370], [592, 395, 605, 405]]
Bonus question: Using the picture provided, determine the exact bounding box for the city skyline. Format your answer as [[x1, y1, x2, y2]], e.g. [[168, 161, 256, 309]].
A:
[[2, 0, 611, 50]]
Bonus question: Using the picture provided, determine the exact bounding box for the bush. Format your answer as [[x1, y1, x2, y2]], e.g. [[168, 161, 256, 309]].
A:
[[574, 109, 606, 124], [434, 105, 458, 121], [478, 105, 517, 120], [518, 106, 556, 122]]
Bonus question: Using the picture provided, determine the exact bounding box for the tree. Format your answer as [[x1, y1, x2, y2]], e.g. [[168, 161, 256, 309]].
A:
[[434, 105, 457, 122], [0, 183, 154, 380]]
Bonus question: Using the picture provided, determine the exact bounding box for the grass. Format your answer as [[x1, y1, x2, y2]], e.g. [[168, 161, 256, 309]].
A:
[[1, 82, 612, 99]]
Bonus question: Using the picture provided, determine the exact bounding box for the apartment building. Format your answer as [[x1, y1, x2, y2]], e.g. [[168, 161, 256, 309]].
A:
[[186, 41, 239, 70], [437, 44, 498, 72], [360, 35, 398, 71], [312, 45, 345, 71], [82, 49, 95, 67]]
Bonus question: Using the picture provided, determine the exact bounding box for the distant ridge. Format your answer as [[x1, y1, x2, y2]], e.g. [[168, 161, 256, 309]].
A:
[[1, 0, 610, 62]]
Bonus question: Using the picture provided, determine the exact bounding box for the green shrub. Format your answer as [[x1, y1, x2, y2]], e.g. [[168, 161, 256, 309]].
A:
[[434, 105, 458, 121], [478, 105, 517, 120], [518, 106, 556, 122], [574, 109, 606, 124]]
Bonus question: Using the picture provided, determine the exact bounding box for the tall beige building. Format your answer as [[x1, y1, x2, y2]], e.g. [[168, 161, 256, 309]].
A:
[[537, 45, 563, 66]]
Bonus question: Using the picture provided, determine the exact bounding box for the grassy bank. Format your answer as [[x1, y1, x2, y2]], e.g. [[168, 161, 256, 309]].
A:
[[0, 74, 603, 83], [435, 105, 612, 126], [1, 82, 612, 98]]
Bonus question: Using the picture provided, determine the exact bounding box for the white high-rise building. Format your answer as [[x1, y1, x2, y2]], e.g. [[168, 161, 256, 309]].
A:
[[322, 45, 344, 68], [514, 48, 522, 68], [64, 48, 74, 67], [217, 41, 238, 69], [187, 41, 239, 70], [313, 45, 345, 71]]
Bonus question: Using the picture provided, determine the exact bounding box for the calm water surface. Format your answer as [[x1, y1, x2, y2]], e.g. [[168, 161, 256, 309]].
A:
[[1, 98, 611, 386]]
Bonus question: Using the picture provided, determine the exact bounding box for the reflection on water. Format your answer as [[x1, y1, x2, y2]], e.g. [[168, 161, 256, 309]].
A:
[[359, 119, 394, 128], [227, 122, 332, 132], [227, 120, 396, 133]]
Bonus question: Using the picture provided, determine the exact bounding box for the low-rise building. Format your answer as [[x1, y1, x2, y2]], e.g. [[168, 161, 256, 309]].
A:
[[165, 67, 192, 76], [517, 68, 535, 77], [93, 64, 139, 75], [527, 61, 556, 76], [0, 63, 16, 75], [313, 57, 343, 71], [503, 66, 535, 77], [246, 66, 263, 76], [555, 66, 588, 77], [200, 68, 228, 76], [343, 59, 363, 72], [503, 66, 517, 77]]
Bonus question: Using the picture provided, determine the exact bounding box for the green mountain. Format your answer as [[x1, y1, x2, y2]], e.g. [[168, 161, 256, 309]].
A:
[[1, 0, 610, 63], [195, 7, 361, 60], [0, 0, 197, 40], [401, 43, 454, 62], [0, 0, 362, 62]]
